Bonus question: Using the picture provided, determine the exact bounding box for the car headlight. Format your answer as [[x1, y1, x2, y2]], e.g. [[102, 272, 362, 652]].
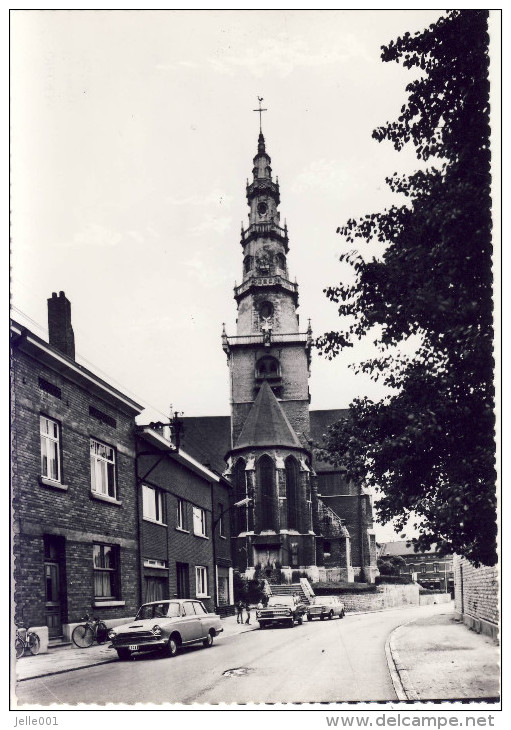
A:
[[108, 629, 117, 639], [285, 610, 292, 616], [256, 611, 261, 618], [152, 624, 162, 636]]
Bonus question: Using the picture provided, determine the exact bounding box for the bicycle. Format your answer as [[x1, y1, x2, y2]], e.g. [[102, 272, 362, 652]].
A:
[[72, 614, 108, 648], [15, 626, 41, 659]]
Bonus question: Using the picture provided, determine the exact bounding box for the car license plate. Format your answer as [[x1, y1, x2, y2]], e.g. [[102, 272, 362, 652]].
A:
[[128, 645, 138, 651]]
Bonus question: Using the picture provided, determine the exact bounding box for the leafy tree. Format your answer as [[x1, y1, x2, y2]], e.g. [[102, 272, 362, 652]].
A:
[[316, 11, 496, 566], [377, 555, 406, 576]]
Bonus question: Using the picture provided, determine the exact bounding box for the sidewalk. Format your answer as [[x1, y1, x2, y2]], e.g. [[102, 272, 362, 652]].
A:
[[387, 604, 500, 701], [14, 614, 258, 683]]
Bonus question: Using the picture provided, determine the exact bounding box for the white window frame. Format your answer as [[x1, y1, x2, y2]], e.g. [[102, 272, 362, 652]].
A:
[[40, 415, 61, 482], [93, 543, 119, 600], [142, 484, 165, 524], [195, 566, 209, 597], [193, 506, 208, 537], [90, 438, 117, 500]]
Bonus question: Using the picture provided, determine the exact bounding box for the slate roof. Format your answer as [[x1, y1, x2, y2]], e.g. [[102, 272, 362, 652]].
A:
[[233, 381, 303, 451], [180, 407, 349, 476], [380, 540, 442, 557], [308, 408, 350, 473]]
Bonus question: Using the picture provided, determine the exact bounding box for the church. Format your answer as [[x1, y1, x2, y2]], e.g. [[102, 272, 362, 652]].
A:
[[182, 122, 378, 585]]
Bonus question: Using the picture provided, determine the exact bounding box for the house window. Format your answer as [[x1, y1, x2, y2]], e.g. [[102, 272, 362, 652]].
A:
[[193, 506, 208, 537], [93, 544, 119, 600], [90, 439, 116, 499], [434, 562, 439, 573], [176, 498, 188, 530], [40, 416, 61, 482], [142, 485, 165, 524], [195, 566, 208, 597], [421, 564, 427, 574]]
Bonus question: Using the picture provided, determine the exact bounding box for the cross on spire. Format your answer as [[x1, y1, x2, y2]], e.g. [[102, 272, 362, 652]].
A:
[[253, 96, 267, 133]]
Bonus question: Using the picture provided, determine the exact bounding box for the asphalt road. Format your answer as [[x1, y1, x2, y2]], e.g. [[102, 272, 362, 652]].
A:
[[14, 607, 430, 706]]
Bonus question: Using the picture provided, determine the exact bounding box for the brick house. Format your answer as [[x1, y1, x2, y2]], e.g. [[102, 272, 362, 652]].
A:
[[11, 292, 143, 645], [453, 555, 499, 642], [135, 424, 234, 615], [379, 540, 454, 593]]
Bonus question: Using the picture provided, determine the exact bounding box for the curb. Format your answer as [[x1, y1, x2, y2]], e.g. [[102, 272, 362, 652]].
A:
[[16, 654, 117, 683], [385, 619, 420, 701]]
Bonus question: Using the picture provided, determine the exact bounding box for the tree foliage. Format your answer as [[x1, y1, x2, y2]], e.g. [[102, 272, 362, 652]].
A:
[[316, 11, 496, 566], [377, 555, 407, 577]]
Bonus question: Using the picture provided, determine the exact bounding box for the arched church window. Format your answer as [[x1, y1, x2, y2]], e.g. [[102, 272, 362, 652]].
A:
[[275, 253, 286, 271], [257, 455, 276, 531], [285, 456, 300, 530], [243, 256, 253, 274], [232, 458, 247, 534], [259, 301, 273, 320], [256, 356, 280, 379]]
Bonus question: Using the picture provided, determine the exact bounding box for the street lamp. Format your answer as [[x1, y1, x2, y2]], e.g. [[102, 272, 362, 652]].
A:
[[211, 497, 252, 612]]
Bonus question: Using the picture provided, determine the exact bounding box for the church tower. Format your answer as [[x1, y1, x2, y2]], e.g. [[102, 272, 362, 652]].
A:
[[222, 116, 320, 581]]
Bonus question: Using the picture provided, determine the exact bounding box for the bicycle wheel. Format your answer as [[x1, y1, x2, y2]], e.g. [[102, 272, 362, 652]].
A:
[[72, 624, 94, 648], [28, 632, 40, 655], [95, 622, 108, 644], [15, 638, 24, 659]]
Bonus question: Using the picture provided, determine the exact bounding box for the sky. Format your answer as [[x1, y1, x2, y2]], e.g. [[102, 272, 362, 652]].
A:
[[11, 9, 458, 542], [10, 10, 448, 417]]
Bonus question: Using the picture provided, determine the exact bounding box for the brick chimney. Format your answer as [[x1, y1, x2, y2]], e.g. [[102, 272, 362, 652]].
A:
[[47, 291, 75, 359]]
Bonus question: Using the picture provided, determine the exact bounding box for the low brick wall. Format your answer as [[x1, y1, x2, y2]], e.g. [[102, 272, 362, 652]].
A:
[[419, 593, 452, 606], [341, 583, 419, 613], [453, 555, 499, 642]]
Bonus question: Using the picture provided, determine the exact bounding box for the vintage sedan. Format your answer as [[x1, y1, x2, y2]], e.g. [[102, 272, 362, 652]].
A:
[[256, 595, 307, 628], [108, 599, 223, 660], [307, 595, 345, 621]]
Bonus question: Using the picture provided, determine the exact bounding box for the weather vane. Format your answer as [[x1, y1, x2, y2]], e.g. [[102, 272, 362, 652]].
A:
[[253, 96, 267, 133]]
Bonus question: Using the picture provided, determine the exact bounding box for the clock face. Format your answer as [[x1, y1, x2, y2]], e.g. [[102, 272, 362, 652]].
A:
[[257, 202, 268, 216]]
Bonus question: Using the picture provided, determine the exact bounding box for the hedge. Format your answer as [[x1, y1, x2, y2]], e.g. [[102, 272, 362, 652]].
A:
[[375, 575, 414, 585], [312, 582, 378, 595]]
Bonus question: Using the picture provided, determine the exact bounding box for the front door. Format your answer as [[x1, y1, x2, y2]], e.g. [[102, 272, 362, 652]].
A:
[[44, 560, 61, 638], [44, 535, 64, 639]]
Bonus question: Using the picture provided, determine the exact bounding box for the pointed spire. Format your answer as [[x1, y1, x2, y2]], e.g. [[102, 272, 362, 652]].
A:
[[258, 132, 266, 155]]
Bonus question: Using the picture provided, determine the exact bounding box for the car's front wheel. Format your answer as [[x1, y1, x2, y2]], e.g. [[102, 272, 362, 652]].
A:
[[328, 610, 334, 620], [340, 609, 345, 618], [287, 618, 294, 628], [166, 636, 179, 657], [259, 621, 268, 629], [203, 632, 214, 648], [297, 615, 303, 625], [116, 648, 131, 661]]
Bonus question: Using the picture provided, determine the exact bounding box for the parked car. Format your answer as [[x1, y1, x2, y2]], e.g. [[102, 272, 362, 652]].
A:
[[307, 595, 345, 621], [108, 599, 223, 660], [256, 595, 307, 628]]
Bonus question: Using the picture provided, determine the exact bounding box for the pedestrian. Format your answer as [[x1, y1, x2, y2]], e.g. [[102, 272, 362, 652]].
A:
[[236, 600, 244, 624], [245, 601, 251, 625]]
